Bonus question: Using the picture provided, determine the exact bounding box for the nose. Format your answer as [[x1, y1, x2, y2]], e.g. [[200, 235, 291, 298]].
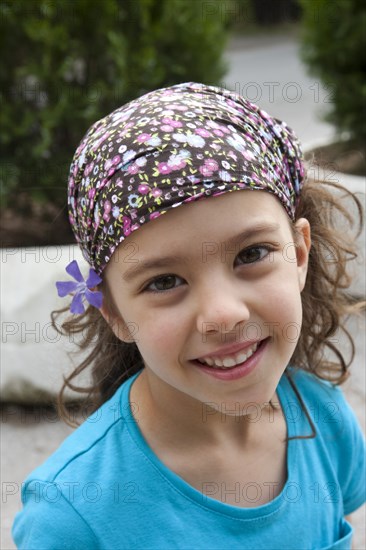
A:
[[195, 279, 251, 337]]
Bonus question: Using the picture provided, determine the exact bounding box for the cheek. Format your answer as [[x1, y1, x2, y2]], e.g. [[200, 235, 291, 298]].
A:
[[142, 309, 180, 334], [134, 309, 187, 358], [259, 273, 303, 326], [274, 293, 303, 345]]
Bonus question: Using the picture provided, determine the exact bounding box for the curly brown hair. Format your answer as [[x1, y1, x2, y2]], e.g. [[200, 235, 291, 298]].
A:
[[52, 176, 365, 435]]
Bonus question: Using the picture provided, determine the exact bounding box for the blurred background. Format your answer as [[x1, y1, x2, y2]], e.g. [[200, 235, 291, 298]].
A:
[[1, 0, 365, 547]]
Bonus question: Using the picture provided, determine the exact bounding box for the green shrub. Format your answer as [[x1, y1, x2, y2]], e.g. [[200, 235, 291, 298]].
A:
[[299, 0, 366, 144], [0, 0, 228, 208]]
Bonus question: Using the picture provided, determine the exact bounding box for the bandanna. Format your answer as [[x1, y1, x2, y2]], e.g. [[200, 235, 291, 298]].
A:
[[68, 82, 305, 275]]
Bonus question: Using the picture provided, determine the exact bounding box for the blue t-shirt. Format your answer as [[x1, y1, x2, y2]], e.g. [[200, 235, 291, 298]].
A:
[[12, 367, 365, 549]]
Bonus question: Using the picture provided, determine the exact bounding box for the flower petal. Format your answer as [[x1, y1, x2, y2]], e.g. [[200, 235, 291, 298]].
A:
[[56, 281, 78, 297], [86, 269, 102, 288], [66, 260, 84, 283], [70, 292, 85, 314], [85, 289, 103, 309]]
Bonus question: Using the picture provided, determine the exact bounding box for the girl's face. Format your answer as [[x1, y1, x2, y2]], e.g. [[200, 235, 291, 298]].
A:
[[103, 191, 311, 413]]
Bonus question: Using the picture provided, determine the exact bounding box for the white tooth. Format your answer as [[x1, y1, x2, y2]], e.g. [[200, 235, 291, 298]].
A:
[[222, 357, 236, 367], [235, 352, 248, 364], [199, 342, 260, 369], [245, 349, 253, 360]]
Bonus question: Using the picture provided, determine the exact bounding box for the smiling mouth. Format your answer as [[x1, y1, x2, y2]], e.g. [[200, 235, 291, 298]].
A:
[[193, 338, 269, 370]]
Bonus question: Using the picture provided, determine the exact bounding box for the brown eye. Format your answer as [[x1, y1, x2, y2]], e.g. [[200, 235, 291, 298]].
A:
[[144, 275, 184, 293], [153, 276, 176, 291], [237, 246, 271, 265]]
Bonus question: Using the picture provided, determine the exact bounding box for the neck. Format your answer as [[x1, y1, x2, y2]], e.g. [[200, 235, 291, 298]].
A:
[[129, 368, 282, 452]]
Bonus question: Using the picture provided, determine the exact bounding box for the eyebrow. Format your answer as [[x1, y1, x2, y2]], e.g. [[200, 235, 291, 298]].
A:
[[122, 222, 281, 282]]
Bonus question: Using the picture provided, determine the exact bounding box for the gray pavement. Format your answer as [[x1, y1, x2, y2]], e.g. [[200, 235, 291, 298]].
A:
[[1, 33, 365, 549], [223, 34, 336, 149]]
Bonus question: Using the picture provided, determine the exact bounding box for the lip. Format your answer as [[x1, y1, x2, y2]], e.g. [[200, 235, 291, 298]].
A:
[[194, 338, 264, 361], [190, 337, 269, 381]]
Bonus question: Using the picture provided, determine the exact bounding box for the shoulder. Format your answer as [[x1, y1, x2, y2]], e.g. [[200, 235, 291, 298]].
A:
[[285, 366, 366, 514], [12, 484, 99, 548], [287, 366, 345, 400], [19, 372, 141, 499], [285, 366, 364, 443], [12, 374, 140, 547], [279, 366, 359, 448], [285, 366, 358, 425]]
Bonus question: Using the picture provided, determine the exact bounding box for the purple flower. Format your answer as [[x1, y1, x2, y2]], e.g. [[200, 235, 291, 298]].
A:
[[195, 128, 211, 138], [158, 162, 173, 175], [138, 184, 151, 195], [137, 133, 151, 143], [56, 260, 103, 314]]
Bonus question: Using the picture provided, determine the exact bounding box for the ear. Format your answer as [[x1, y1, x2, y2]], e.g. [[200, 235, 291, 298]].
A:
[[100, 304, 136, 344], [294, 218, 311, 292]]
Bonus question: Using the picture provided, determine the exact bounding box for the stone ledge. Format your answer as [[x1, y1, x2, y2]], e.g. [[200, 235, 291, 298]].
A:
[[1, 245, 90, 403]]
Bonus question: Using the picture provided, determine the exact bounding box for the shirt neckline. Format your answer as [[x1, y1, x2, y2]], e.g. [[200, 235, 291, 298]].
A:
[[122, 368, 299, 519]]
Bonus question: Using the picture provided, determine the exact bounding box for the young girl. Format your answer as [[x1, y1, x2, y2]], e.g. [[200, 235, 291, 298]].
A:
[[13, 82, 365, 549]]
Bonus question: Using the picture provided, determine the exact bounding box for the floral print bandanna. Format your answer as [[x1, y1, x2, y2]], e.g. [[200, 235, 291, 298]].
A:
[[68, 81, 305, 275]]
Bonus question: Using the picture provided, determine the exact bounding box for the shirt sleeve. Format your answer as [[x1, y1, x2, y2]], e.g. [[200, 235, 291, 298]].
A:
[[12, 480, 99, 549], [333, 387, 366, 515]]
